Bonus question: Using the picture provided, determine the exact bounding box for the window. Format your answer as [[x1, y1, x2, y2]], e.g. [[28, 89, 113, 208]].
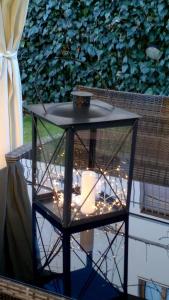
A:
[[140, 183, 169, 219]]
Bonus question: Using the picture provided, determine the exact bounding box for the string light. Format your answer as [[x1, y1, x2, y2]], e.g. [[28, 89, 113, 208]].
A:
[[50, 164, 128, 218]]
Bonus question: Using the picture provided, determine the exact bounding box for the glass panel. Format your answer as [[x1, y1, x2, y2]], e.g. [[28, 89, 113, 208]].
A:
[[34, 118, 66, 221], [71, 126, 132, 223], [34, 122, 133, 226]]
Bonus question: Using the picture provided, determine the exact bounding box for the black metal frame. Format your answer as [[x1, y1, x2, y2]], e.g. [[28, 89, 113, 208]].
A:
[[124, 120, 138, 295], [33, 208, 126, 298], [31, 108, 139, 298]]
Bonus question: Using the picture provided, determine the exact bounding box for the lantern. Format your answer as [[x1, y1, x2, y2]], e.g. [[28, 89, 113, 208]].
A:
[[28, 91, 139, 299]]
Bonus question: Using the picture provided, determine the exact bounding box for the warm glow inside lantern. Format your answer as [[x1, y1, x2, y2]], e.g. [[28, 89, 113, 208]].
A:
[[28, 92, 139, 299]]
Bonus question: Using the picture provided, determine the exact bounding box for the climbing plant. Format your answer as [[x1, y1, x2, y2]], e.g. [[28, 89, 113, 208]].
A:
[[19, 0, 169, 103]]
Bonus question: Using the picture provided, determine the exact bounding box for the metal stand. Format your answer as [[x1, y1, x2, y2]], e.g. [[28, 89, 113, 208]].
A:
[[123, 215, 129, 295], [32, 115, 37, 281], [124, 120, 138, 295], [62, 128, 74, 297], [88, 129, 97, 169], [62, 232, 71, 296]]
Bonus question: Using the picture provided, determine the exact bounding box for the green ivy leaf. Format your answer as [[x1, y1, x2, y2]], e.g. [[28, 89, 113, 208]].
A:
[[19, 0, 168, 103], [122, 64, 128, 73]]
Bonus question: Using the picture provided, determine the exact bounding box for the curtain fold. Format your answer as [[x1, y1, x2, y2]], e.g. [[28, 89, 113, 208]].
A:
[[0, 0, 32, 282], [5, 161, 33, 282], [0, 167, 7, 273], [0, 0, 29, 168]]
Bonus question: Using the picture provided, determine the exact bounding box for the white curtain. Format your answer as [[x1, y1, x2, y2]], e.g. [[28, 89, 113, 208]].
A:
[[0, 0, 29, 169]]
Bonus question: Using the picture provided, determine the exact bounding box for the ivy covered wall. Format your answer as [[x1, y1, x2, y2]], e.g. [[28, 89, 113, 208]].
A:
[[19, 0, 169, 103]]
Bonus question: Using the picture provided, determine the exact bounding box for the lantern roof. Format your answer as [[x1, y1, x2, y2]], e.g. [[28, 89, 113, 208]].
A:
[[26, 100, 140, 129]]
